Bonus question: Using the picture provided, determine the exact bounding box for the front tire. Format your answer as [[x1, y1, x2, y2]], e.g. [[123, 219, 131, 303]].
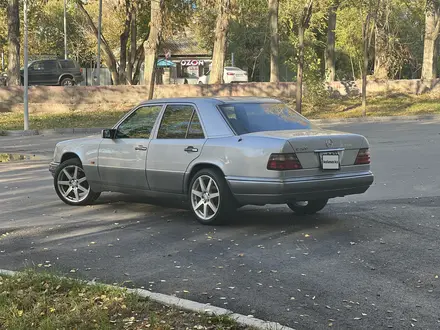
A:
[[189, 169, 236, 225], [54, 158, 100, 206], [287, 199, 328, 215]]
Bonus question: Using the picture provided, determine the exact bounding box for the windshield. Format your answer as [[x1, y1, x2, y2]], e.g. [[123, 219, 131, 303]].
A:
[[219, 103, 314, 135]]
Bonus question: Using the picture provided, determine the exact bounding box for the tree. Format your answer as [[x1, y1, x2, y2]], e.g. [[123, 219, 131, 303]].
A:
[[325, 0, 338, 81], [143, 0, 164, 98], [210, 0, 232, 84], [421, 0, 440, 81], [269, 0, 280, 82], [360, 0, 381, 115], [296, 0, 313, 114], [7, 0, 19, 86]]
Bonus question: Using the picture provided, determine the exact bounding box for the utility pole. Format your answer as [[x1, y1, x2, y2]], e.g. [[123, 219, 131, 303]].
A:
[[96, 0, 102, 85], [63, 0, 67, 59], [23, 0, 29, 130]]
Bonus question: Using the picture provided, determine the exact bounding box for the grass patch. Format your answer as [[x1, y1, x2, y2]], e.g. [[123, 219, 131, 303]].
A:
[[300, 93, 440, 119], [0, 109, 128, 131], [1, 93, 439, 131], [0, 270, 251, 330]]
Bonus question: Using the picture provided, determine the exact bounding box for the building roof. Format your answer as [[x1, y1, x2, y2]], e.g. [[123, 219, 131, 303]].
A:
[[160, 32, 211, 57]]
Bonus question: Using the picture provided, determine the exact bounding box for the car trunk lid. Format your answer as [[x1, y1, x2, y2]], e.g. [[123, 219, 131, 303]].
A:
[[246, 129, 369, 169]]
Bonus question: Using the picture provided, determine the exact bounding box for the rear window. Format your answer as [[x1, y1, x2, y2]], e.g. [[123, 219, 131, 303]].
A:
[[59, 60, 77, 69], [219, 103, 313, 135]]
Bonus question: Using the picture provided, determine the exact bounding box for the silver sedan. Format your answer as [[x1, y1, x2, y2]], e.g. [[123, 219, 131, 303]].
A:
[[49, 97, 374, 225]]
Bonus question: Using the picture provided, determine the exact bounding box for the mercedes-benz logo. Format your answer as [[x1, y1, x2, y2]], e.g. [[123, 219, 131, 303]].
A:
[[325, 139, 334, 148]]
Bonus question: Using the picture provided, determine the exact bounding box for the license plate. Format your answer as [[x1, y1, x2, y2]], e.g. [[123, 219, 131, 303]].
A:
[[322, 153, 340, 170]]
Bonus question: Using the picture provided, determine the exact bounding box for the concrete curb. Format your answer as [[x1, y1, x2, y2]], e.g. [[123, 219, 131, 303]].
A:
[[2, 114, 439, 136], [0, 269, 292, 330], [311, 114, 440, 124], [0, 127, 104, 137]]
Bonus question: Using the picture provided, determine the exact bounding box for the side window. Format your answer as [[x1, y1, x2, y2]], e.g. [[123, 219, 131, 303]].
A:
[[187, 112, 205, 139], [157, 105, 194, 139], [45, 60, 58, 70], [31, 62, 44, 71], [116, 105, 162, 139]]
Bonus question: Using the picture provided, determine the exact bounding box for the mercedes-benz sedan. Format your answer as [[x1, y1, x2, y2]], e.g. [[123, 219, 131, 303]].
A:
[[49, 97, 374, 225]]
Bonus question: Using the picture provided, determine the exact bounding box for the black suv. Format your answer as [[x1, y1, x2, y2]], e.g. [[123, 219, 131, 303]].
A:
[[20, 59, 84, 86]]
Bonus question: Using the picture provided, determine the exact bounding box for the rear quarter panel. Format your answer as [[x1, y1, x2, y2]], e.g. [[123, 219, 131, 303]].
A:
[[191, 135, 289, 180]]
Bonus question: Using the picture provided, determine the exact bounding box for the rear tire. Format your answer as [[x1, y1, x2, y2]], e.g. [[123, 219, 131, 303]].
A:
[[189, 168, 236, 225], [60, 77, 75, 86], [287, 199, 328, 215], [54, 158, 100, 206]]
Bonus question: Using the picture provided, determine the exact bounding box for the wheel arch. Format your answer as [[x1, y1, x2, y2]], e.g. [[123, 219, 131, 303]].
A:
[[59, 74, 74, 84], [184, 162, 226, 194], [60, 152, 81, 164]]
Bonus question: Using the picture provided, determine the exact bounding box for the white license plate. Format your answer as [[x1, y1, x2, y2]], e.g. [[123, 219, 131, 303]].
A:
[[322, 153, 340, 170]]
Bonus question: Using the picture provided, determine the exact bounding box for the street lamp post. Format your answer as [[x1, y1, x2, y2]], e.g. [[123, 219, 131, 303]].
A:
[[23, 0, 29, 130], [96, 0, 102, 85], [64, 0, 67, 59]]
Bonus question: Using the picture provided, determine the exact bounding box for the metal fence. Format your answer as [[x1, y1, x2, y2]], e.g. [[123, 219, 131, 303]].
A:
[[78, 67, 112, 86]]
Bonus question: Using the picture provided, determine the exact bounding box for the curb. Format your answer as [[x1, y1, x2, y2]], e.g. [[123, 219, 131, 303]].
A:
[[2, 114, 439, 137], [311, 114, 440, 124], [0, 127, 104, 137], [0, 269, 292, 330]]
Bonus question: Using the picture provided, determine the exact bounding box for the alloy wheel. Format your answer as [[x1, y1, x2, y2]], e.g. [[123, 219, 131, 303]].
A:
[[191, 175, 220, 221], [57, 165, 90, 203]]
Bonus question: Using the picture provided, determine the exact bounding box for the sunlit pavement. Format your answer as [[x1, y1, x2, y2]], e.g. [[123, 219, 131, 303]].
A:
[[1, 120, 440, 329]]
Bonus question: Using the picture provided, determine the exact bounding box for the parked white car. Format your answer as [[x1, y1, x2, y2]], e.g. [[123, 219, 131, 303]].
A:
[[198, 67, 248, 84]]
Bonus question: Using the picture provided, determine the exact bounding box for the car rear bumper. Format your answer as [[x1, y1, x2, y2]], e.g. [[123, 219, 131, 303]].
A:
[[49, 161, 59, 177], [227, 171, 374, 205]]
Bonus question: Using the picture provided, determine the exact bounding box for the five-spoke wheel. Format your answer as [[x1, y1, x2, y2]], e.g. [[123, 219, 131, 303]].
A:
[[189, 169, 236, 225], [54, 158, 100, 206]]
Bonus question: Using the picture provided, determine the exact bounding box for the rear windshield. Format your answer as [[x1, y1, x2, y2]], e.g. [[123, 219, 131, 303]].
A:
[[219, 103, 313, 134]]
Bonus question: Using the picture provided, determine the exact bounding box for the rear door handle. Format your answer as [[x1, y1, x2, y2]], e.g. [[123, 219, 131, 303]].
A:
[[135, 145, 147, 151], [184, 146, 198, 153]]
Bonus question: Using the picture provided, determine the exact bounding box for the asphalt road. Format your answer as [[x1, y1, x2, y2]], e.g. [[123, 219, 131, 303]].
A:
[[1, 120, 439, 329]]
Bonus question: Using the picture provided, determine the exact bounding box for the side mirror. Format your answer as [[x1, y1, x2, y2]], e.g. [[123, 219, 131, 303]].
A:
[[102, 128, 117, 139]]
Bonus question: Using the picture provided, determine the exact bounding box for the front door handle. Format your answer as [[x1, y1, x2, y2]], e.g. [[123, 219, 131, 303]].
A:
[[184, 146, 198, 153], [135, 145, 147, 151]]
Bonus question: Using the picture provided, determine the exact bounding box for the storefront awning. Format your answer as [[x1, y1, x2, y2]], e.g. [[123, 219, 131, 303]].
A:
[[157, 59, 176, 67]]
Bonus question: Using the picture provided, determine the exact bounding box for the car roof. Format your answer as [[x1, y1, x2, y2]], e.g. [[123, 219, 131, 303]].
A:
[[139, 96, 282, 106]]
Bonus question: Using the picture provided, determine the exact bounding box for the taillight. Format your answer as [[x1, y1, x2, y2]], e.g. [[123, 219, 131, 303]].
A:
[[227, 72, 235, 76], [355, 148, 370, 165], [267, 153, 302, 170]]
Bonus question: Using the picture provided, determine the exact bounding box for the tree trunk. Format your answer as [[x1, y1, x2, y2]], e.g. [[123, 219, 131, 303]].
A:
[[421, 0, 440, 81], [269, 0, 279, 82], [296, 0, 313, 114], [325, 3, 337, 82], [362, 14, 371, 117], [119, 0, 131, 85], [373, 1, 391, 80], [77, 2, 120, 85], [144, 0, 164, 99], [296, 24, 305, 114], [210, 0, 231, 84], [7, 0, 20, 86], [127, 3, 137, 84]]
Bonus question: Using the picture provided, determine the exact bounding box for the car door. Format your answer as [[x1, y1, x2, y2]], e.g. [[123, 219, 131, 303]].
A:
[[40, 60, 60, 85], [28, 61, 44, 85], [147, 104, 206, 194], [97, 104, 164, 191]]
